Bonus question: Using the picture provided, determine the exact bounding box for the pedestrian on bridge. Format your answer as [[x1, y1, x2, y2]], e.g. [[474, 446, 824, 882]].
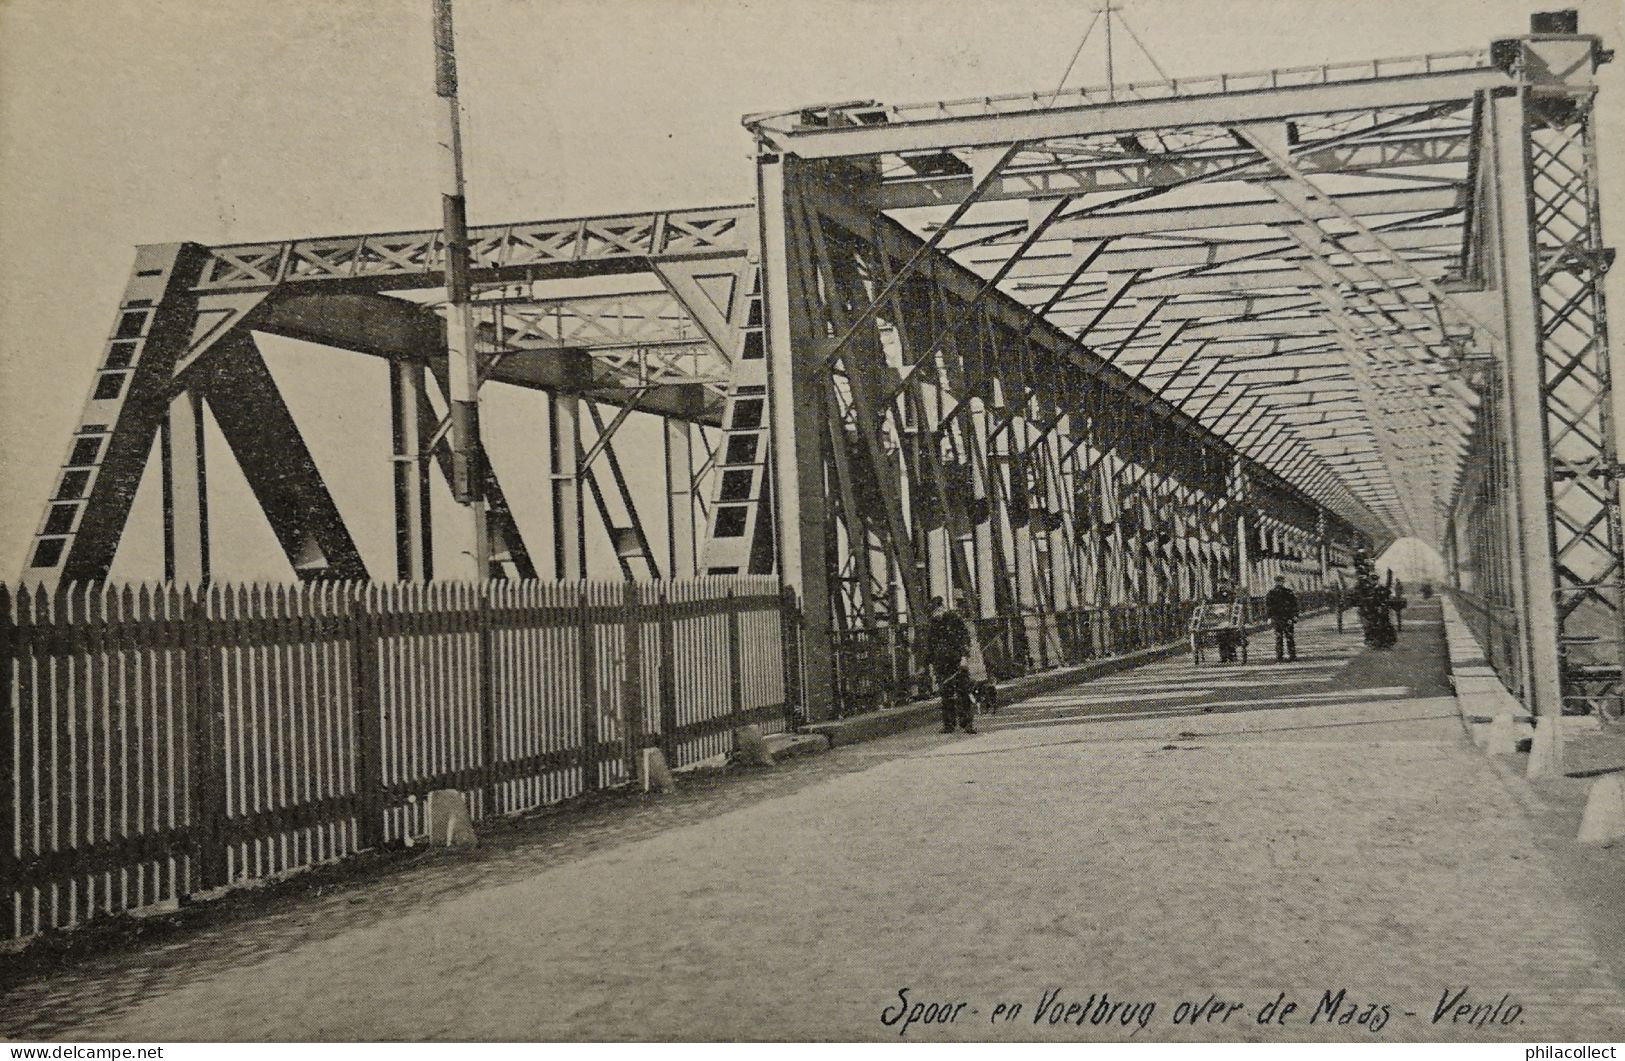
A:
[[1265, 575, 1299, 662], [1212, 579, 1242, 663], [923, 596, 976, 734], [1355, 569, 1397, 649]]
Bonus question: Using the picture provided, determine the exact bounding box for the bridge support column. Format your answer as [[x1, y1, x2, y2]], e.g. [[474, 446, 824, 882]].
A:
[[1047, 421, 1077, 640], [664, 418, 696, 578], [1011, 514, 1039, 667], [1006, 410, 1041, 666], [161, 388, 209, 585], [1317, 509, 1329, 586], [970, 402, 999, 622], [1232, 463, 1251, 597], [759, 155, 836, 720], [1488, 87, 1567, 773], [550, 391, 585, 581], [926, 523, 952, 605], [391, 362, 433, 581]]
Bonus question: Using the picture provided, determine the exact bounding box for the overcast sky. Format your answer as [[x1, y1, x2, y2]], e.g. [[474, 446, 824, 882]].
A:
[[2, 0, 1621, 581]]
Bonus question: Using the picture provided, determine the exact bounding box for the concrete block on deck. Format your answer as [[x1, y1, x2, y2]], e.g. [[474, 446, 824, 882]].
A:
[[425, 789, 478, 848], [1454, 682, 1513, 705], [1484, 713, 1519, 756], [764, 732, 831, 762], [801, 701, 940, 747], [640, 747, 675, 793], [1560, 713, 1603, 735], [1577, 773, 1625, 846], [729, 724, 776, 767]]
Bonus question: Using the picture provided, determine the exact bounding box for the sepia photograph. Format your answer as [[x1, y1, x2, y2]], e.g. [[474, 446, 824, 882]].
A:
[[1, 0, 1624, 1048]]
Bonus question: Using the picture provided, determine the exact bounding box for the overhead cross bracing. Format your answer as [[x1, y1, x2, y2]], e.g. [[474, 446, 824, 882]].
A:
[[753, 85, 1488, 545]]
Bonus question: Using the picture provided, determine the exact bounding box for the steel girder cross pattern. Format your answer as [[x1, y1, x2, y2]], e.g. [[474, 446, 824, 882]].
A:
[[22, 203, 759, 588]]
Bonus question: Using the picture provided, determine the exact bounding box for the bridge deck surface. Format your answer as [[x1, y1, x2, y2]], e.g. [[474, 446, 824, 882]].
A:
[[4, 600, 1623, 1041]]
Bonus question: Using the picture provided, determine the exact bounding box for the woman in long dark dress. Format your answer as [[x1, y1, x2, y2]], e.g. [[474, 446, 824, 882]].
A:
[[1356, 572, 1397, 648]]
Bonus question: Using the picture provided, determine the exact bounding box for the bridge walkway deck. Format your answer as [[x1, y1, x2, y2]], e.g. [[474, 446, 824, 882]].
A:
[[3, 600, 1623, 1041]]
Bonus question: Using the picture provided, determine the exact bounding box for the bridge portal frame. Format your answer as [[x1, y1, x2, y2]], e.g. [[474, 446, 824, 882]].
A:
[[747, 16, 1620, 735]]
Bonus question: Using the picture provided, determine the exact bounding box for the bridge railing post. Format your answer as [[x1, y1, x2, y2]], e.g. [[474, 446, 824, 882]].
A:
[[183, 585, 228, 890], [577, 581, 600, 792], [621, 581, 645, 779], [726, 587, 745, 732], [476, 582, 496, 814], [780, 586, 804, 727], [657, 582, 679, 766]]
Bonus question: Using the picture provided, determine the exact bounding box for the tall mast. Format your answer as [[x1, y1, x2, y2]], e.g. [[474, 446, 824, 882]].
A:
[[1102, 2, 1117, 100]]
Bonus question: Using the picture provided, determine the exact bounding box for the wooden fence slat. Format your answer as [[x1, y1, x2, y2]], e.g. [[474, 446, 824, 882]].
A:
[[338, 586, 355, 851], [19, 585, 37, 927], [317, 584, 337, 860], [41, 589, 64, 927], [351, 586, 383, 851], [577, 582, 599, 792], [87, 586, 111, 917], [302, 587, 321, 862], [238, 587, 259, 879], [780, 586, 802, 724], [291, 585, 312, 867], [620, 580, 642, 778], [130, 586, 153, 907], [105, 586, 129, 912], [727, 589, 744, 731], [17, 587, 38, 933], [60, 588, 83, 922], [266, 586, 287, 874], [159, 587, 182, 898], [655, 583, 678, 767]]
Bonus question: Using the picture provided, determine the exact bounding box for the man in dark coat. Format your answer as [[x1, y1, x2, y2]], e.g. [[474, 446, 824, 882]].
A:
[[1264, 575, 1299, 662], [923, 596, 975, 733]]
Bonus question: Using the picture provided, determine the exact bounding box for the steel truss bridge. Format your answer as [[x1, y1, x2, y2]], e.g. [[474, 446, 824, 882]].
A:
[[20, 13, 1622, 761]]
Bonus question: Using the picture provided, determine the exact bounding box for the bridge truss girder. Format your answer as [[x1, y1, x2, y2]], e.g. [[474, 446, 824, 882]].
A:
[[23, 205, 761, 588], [759, 157, 1364, 717]]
